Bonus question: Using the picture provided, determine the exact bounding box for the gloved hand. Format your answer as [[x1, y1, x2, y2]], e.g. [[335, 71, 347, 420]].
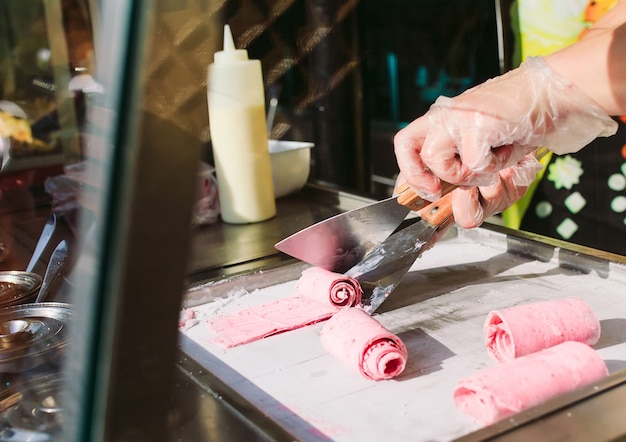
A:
[[394, 56, 617, 201], [392, 152, 543, 228], [450, 152, 543, 228]]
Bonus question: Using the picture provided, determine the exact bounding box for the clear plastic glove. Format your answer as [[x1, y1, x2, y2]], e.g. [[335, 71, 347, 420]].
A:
[[392, 152, 543, 228], [451, 153, 543, 228], [394, 56, 618, 200]]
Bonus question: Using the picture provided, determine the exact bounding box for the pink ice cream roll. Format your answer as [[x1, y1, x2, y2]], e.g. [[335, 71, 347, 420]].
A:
[[297, 267, 362, 307], [205, 267, 363, 348], [484, 296, 601, 363], [454, 341, 608, 425], [320, 307, 407, 381], [454, 340, 608, 425]]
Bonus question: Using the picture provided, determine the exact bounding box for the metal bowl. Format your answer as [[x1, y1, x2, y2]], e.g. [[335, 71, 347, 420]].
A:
[[0, 303, 70, 373], [0, 373, 64, 440], [0, 271, 42, 308]]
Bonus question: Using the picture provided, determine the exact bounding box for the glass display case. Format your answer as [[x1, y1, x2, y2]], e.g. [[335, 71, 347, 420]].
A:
[[1, 0, 212, 439]]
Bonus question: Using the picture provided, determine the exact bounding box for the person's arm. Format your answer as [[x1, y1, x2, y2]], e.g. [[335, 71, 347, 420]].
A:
[[546, 0, 626, 115], [393, 3, 626, 228]]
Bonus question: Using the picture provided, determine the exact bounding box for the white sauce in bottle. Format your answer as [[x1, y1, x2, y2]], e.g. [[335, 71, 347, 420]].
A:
[[207, 25, 276, 224]]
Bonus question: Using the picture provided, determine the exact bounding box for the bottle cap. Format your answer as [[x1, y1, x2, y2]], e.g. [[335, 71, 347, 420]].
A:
[[214, 25, 249, 64]]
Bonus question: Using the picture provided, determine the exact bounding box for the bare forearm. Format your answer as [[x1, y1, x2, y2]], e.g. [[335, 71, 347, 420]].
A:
[[545, 0, 626, 115]]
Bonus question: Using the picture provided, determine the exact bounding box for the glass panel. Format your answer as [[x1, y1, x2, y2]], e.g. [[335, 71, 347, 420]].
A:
[[0, 1, 98, 440], [1, 0, 210, 439]]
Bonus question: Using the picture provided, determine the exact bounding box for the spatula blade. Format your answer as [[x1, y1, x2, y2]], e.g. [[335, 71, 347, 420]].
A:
[[275, 195, 414, 273], [346, 219, 437, 313], [348, 192, 455, 314]]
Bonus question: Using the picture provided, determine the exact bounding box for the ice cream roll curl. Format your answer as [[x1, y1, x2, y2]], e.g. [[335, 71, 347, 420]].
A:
[[484, 296, 600, 363], [320, 307, 407, 381], [297, 267, 362, 307]]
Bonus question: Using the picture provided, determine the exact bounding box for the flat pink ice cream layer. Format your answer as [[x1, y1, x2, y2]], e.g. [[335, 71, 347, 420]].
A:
[[454, 341, 608, 425], [484, 296, 600, 363], [320, 307, 408, 381], [206, 295, 338, 348], [206, 267, 362, 348]]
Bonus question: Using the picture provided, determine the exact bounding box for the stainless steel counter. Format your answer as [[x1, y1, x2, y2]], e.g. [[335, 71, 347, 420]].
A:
[[175, 184, 626, 441], [185, 183, 379, 283]]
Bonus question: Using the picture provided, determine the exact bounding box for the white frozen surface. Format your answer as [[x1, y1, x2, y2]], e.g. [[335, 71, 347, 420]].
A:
[[179, 230, 626, 442]]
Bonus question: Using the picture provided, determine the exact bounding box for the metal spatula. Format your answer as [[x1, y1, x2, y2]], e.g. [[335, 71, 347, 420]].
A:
[[275, 182, 455, 273], [346, 192, 455, 314]]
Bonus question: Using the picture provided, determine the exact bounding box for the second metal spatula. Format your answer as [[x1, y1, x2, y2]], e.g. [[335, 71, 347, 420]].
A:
[[348, 148, 549, 313], [347, 192, 455, 314]]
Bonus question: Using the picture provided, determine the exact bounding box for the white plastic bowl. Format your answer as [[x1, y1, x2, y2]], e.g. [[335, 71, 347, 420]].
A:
[[269, 140, 314, 198]]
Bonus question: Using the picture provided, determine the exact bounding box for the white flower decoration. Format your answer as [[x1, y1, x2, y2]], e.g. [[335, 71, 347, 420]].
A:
[[547, 155, 584, 190]]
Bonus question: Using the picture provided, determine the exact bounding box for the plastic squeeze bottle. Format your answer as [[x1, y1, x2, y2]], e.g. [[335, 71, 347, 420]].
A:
[[207, 25, 276, 224]]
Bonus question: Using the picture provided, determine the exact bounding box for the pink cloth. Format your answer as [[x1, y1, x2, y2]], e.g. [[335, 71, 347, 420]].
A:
[[454, 341, 608, 425], [206, 268, 362, 348], [320, 307, 407, 381], [484, 297, 600, 363]]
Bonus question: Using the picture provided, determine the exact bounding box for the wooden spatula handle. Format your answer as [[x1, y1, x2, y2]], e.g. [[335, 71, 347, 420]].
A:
[[418, 192, 454, 229], [397, 148, 548, 228], [394, 181, 457, 212]]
